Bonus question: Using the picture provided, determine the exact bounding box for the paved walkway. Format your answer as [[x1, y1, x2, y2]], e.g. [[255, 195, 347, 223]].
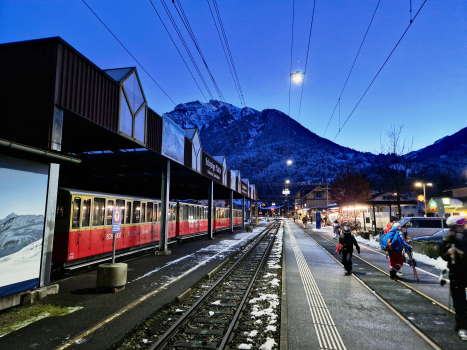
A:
[[284, 220, 434, 350]]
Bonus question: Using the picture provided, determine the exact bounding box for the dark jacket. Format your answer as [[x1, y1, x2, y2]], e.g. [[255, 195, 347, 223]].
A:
[[339, 232, 360, 254], [441, 229, 467, 277]]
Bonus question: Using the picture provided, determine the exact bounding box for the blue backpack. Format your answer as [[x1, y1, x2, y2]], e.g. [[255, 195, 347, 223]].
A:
[[380, 228, 405, 252]]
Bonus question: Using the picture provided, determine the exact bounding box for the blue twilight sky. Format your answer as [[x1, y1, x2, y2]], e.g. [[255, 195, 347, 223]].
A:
[[1, 0, 466, 153]]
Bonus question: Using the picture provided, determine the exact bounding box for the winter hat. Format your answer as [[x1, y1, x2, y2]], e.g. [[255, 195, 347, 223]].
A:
[[447, 215, 467, 226]]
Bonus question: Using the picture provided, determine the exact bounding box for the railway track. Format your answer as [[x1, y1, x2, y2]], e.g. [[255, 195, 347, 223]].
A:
[[301, 223, 467, 350], [145, 221, 281, 350]]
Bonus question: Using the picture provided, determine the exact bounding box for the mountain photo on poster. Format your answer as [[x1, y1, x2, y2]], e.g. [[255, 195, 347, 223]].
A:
[[0, 156, 48, 297]]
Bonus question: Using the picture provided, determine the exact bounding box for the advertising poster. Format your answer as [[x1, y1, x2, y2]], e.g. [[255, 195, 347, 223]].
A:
[[161, 114, 185, 165], [0, 155, 48, 297]]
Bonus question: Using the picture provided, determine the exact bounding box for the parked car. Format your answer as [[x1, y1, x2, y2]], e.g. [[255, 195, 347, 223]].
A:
[[396, 217, 447, 238], [411, 228, 449, 245]]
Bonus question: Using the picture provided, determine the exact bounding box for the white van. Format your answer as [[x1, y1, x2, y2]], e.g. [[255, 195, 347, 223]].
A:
[[397, 217, 447, 238]]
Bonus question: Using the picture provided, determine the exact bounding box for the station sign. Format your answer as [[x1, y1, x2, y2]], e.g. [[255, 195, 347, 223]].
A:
[[202, 152, 223, 183], [241, 181, 249, 196], [112, 207, 122, 233]]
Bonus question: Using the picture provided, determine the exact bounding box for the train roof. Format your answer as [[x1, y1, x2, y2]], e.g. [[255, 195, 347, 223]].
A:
[[58, 188, 162, 202]]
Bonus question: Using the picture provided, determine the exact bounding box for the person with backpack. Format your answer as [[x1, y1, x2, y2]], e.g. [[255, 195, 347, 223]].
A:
[[440, 215, 467, 341], [302, 215, 308, 228], [339, 226, 360, 274], [383, 222, 392, 234], [381, 223, 412, 279], [332, 220, 341, 240]]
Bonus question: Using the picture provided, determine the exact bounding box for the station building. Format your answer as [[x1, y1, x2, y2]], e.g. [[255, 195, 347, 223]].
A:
[[0, 37, 257, 310]]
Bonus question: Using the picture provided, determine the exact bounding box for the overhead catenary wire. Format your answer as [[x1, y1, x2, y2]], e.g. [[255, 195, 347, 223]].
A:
[[149, 0, 207, 102], [322, 0, 381, 137], [172, 0, 226, 102], [296, 0, 317, 123], [81, 0, 175, 105], [208, 0, 246, 107], [206, 0, 243, 107], [286, 0, 296, 162], [158, 0, 215, 100], [333, 0, 427, 141]]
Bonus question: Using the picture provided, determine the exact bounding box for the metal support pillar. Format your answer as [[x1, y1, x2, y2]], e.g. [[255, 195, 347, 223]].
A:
[[40, 163, 60, 287], [158, 159, 170, 253], [372, 204, 377, 233], [208, 181, 213, 239], [255, 201, 259, 225], [242, 195, 245, 229], [40, 106, 63, 287], [229, 190, 233, 233]]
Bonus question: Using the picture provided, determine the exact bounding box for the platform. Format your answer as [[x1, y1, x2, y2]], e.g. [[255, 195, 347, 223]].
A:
[[284, 220, 441, 350], [0, 226, 264, 350]]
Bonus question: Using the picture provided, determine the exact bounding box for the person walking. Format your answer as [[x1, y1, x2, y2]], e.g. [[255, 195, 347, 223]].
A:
[[339, 226, 360, 275], [332, 220, 341, 240], [302, 215, 307, 228], [441, 215, 467, 340], [381, 223, 412, 280]]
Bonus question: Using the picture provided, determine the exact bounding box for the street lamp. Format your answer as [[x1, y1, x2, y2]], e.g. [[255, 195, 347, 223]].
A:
[[286, 159, 293, 165], [291, 71, 304, 83], [285, 179, 290, 184], [415, 182, 433, 217]]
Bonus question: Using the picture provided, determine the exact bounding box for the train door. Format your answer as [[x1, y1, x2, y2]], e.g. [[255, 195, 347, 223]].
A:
[[122, 200, 132, 248], [145, 202, 154, 244], [168, 203, 177, 238], [103, 198, 116, 253], [77, 196, 92, 259], [155, 201, 161, 241], [129, 200, 141, 247], [67, 195, 81, 261], [195, 206, 200, 233], [188, 205, 193, 234], [89, 196, 106, 256], [139, 202, 148, 244]]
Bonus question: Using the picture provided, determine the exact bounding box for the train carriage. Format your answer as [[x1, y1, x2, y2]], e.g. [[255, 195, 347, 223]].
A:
[[53, 189, 167, 266], [53, 188, 245, 268]]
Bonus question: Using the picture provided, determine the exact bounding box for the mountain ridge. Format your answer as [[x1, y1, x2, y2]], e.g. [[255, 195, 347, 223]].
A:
[[165, 100, 467, 186]]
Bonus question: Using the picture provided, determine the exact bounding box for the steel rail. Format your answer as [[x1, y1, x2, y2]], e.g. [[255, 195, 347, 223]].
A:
[[218, 223, 280, 349], [309, 226, 455, 315], [148, 221, 279, 350]]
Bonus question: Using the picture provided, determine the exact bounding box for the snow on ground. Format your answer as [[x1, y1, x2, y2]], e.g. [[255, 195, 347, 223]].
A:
[[130, 231, 258, 283], [355, 236, 448, 270]]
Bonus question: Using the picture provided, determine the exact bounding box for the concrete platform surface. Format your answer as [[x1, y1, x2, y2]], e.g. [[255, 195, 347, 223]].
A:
[[284, 220, 435, 350]]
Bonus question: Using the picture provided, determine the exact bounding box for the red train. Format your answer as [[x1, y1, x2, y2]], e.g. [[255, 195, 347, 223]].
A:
[[53, 188, 243, 268]]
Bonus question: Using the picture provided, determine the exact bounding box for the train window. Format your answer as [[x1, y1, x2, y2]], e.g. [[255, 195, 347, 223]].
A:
[[81, 198, 91, 227], [55, 195, 68, 219], [92, 197, 106, 226], [141, 202, 146, 223], [133, 201, 141, 223], [171, 204, 177, 221], [157, 203, 161, 221], [126, 201, 132, 224], [72, 197, 81, 229], [106, 199, 115, 225], [147, 202, 153, 222], [116, 199, 125, 223]]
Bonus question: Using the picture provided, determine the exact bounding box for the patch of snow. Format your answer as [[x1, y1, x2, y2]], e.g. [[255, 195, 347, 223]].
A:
[[259, 337, 277, 350], [265, 325, 277, 332], [238, 344, 252, 349], [211, 300, 222, 305]]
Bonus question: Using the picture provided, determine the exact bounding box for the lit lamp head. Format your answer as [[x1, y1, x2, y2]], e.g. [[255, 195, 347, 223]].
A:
[[286, 159, 293, 165], [286, 179, 290, 184], [291, 71, 303, 83], [415, 182, 422, 187]]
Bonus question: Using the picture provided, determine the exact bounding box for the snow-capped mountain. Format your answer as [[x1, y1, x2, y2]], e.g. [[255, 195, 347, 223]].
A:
[[166, 100, 375, 183], [165, 100, 467, 187], [0, 214, 44, 259]]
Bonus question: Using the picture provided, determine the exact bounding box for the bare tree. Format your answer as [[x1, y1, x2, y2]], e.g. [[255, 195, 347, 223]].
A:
[[376, 125, 414, 219], [330, 165, 372, 204]]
